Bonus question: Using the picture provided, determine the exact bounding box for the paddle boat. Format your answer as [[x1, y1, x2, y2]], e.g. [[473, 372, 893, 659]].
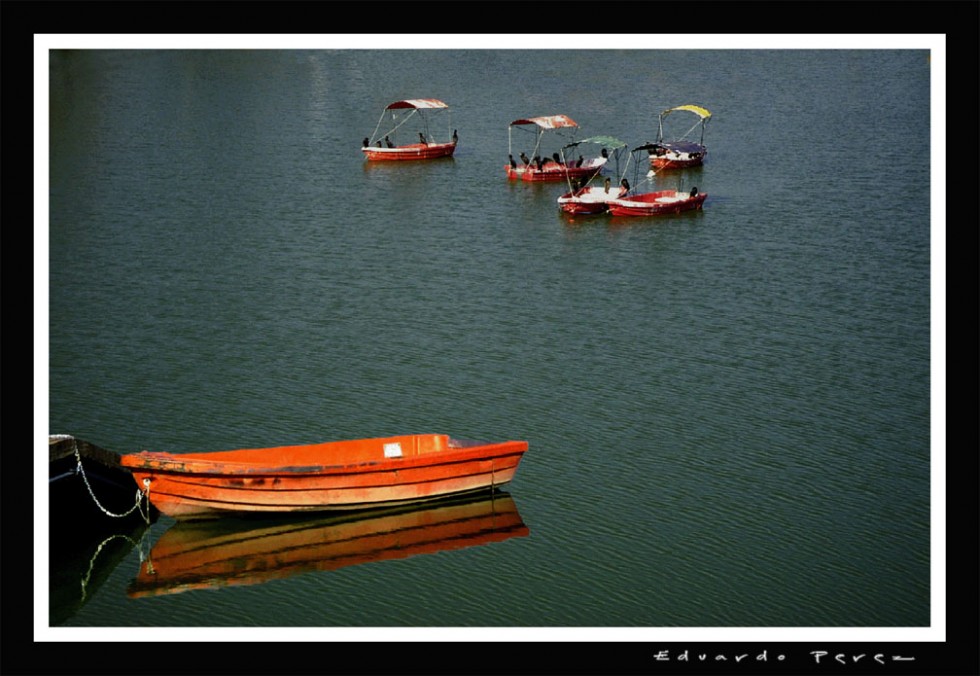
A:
[[647, 104, 712, 171], [505, 114, 607, 182], [128, 491, 527, 597], [606, 143, 707, 217], [120, 433, 528, 520], [557, 136, 629, 215], [606, 187, 707, 217], [362, 99, 458, 161]]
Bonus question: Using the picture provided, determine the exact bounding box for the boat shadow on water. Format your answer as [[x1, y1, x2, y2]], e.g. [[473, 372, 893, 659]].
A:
[[49, 436, 157, 625], [606, 206, 709, 229], [127, 489, 528, 598], [50, 517, 152, 625]]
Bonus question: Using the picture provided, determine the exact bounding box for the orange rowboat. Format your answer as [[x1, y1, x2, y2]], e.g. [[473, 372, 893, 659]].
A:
[[127, 491, 527, 597], [120, 434, 528, 520]]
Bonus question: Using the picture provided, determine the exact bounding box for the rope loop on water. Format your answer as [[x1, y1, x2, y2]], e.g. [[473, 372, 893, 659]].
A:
[[72, 438, 151, 523]]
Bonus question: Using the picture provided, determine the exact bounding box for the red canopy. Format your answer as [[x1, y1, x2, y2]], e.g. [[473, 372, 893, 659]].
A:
[[386, 99, 450, 110]]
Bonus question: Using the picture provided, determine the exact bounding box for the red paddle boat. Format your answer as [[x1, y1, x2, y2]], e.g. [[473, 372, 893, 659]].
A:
[[505, 114, 607, 182], [606, 144, 707, 217], [647, 104, 712, 171], [362, 99, 458, 161], [557, 136, 629, 215]]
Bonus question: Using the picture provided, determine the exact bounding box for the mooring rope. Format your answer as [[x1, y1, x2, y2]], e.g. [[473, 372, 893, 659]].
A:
[[71, 438, 151, 523]]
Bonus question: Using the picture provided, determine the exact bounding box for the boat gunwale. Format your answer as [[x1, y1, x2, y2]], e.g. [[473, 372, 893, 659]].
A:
[[362, 141, 456, 154], [120, 439, 528, 477], [362, 141, 457, 161]]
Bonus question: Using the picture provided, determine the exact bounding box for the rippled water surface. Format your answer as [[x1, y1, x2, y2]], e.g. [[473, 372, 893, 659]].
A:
[[44, 46, 934, 632]]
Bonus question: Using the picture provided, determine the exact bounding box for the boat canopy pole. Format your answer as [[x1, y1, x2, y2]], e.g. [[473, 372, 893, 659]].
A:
[[680, 118, 705, 144], [531, 129, 544, 163], [368, 112, 388, 146], [615, 146, 630, 184], [391, 109, 421, 142], [660, 117, 708, 145], [370, 108, 428, 145], [558, 145, 582, 192], [559, 146, 574, 191], [634, 147, 659, 184]]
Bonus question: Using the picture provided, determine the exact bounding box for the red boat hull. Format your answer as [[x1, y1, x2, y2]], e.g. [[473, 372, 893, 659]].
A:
[[559, 200, 608, 215], [647, 139, 707, 170], [650, 155, 705, 170], [506, 159, 605, 182], [363, 142, 456, 161], [607, 190, 707, 217], [557, 186, 625, 215], [120, 434, 528, 519]]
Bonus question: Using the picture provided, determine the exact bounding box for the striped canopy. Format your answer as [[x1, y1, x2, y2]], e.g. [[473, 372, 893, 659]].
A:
[[509, 114, 578, 130]]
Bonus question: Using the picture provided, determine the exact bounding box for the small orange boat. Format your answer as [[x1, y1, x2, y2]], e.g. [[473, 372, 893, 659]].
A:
[[127, 491, 527, 597], [120, 434, 528, 520]]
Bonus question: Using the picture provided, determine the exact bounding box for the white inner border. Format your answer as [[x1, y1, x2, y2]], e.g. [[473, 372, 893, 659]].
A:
[[35, 33, 946, 645]]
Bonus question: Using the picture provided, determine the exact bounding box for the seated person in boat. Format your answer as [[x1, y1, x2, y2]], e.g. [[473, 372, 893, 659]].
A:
[[620, 178, 631, 196], [385, 136, 395, 148], [418, 132, 427, 145]]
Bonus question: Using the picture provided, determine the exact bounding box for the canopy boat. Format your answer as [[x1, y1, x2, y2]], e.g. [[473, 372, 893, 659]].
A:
[[362, 99, 458, 161], [505, 114, 607, 182], [606, 144, 707, 217], [120, 433, 528, 520], [556, 136, 629, 215], [647, 104, 712, 171], [127, 491, 527, 597]]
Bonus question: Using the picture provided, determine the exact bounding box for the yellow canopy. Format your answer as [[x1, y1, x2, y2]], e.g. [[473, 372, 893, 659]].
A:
[[662, 105, 711, 120]]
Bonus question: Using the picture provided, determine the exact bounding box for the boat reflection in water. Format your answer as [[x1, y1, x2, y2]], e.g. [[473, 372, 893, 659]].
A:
[[128, 490, 527, 597], [51, 520, 151, 624]]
